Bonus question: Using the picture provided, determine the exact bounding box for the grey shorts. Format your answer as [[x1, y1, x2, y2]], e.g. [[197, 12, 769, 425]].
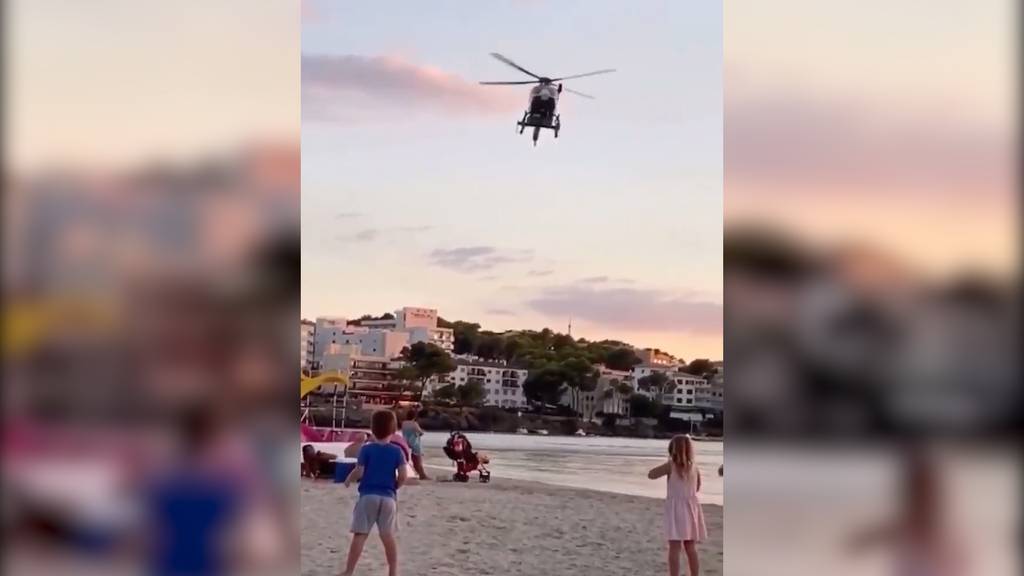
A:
[[350, 494, 398, 534]]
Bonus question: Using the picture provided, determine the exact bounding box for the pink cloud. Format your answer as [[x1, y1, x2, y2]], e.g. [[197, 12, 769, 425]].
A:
[[726, 68, 1015, 203], [526, 284, 723, 335], [303, 54, 522, 122], [301, 0, 322, 22]]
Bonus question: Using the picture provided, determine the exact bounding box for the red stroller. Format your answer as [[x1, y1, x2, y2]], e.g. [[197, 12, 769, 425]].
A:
[[443, 431, 491, 483]]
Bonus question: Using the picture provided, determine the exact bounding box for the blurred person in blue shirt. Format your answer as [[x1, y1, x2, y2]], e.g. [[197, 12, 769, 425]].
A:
[[145, 405, 241, 576], [340, 410, 408, 576]]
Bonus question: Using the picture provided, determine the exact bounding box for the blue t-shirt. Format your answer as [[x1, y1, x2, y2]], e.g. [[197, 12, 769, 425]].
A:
[[147, 472, 238, 576], [357, 441, 406, 498]]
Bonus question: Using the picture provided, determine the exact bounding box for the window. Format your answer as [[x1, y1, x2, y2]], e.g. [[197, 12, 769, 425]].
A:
[[676, 398, 682, 404], [686, 399, 693, 405]]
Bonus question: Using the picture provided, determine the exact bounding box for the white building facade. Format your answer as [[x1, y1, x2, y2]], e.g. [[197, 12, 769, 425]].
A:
[[356, 307, 455, 352], [662, 373, 706, 409], [562, 368, 634, 420], [301, 319, 315, 372], [438, 361, 528, 408], [314, 317, 410, 364]]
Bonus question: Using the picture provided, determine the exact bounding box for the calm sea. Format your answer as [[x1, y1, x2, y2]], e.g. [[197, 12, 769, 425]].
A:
[[420, 431, 723, 505]]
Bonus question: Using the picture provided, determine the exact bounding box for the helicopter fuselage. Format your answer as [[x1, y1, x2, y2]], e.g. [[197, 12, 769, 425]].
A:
[[525, 84, 560, 127]]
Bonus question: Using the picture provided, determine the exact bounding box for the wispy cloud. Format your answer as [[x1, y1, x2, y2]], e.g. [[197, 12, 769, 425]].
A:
[[486, 308, 517, 317], [429, 246, 533, 273], [727, 70, 1014, 198], [528, 269, 554, 277], [526, 284, 722, 334], [334, 225, 433, 244], [303, 54, 521, 122]]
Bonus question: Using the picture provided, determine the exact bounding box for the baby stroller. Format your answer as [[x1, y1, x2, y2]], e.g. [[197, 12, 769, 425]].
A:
[[443, 431, 491, 483]]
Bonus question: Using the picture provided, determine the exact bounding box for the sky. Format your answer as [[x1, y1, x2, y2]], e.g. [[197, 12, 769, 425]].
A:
[[7, 0, 299, 172], [301, 0, 724, 360], [725, 0, 1018, 279]]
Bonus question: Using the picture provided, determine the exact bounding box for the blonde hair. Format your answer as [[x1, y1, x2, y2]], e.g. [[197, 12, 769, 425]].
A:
[[668, 434, 695, 477]]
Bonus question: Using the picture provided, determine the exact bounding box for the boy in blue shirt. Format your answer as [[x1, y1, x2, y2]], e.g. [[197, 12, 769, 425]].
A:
[[341, 410, 408, 576]]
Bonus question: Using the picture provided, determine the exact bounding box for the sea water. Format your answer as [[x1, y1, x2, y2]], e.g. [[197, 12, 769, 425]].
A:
[[421, 431, 723, 505]]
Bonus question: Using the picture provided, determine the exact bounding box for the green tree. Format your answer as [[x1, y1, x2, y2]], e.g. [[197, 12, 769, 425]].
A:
[[449, 321, 481, 355], [561, 357, 600, 415], [614, 380, 635, 397], [457, 381, 486, 406], [685, 358, 715, 377], [502, 337, 524, 364], [523, 366, 569, 405], [433, 383, 458, 402], [400, 342, 456, 403], [638, 371, 672, 397], [551, 333, 576, 351], [629, 393, 663, 419], [474, 333, 505, 360], [604, 347, 642, 371], [395, 365, 420, 395]]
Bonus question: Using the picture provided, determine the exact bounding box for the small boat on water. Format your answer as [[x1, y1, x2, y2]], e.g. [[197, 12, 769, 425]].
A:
[[516, 427, 529, 435], [573, 429, 586, 436], [536, 429, 549, 436]]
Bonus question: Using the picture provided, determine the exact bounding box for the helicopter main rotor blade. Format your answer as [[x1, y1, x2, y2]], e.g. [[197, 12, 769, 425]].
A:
[[489, 52, 542, 80], [564, 87, 595, 99], [479, 80, 542, 85], [551, 69, 616, 82]]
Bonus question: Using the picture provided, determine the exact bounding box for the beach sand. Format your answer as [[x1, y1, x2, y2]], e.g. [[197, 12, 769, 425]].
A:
[[301, 476, 723, 576]]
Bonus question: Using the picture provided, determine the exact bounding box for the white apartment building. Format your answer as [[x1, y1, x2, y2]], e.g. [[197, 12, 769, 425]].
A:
[[314, 317, 410, 363], [314, 317, 347, 367], [354, 307, 455, 352], [635, 348, 680, 368], [632, 364, 718, 412], [316, 345, 413, 405], [405, 326, 455, 351], [301, 319, 315, 372], [632, 364, 681, 381], [696, 368, 724, 412], [662, 373, 706, 409], [437, 360, 527, 408], [562, 368, 634, 420]]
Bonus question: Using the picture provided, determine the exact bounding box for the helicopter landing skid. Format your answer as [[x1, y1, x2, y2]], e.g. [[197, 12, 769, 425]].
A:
[[517, 115, 560, 145]]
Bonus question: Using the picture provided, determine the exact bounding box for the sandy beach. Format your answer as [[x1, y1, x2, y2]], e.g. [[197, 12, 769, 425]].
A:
[[301, 476, 723, 576]]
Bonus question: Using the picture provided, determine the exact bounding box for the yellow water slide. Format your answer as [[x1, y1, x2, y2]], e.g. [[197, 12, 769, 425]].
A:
[[300, 373, 349, 399]]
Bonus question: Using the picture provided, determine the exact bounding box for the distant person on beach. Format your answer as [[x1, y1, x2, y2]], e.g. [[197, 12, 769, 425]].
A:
[[301, 444, 337, 479], [648, 434, 707, 576], [343, 431, 371, 459], [340, 410, 408, 576], [401, 409, 430, 480]]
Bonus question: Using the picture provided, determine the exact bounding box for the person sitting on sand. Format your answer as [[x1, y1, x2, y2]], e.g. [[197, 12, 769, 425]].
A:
[[340, 410, 408, 576], [343, 432, 370, 459], [649, 434, 707, 576], [401, 409, 430, 480], [301, 444, 337, 479]]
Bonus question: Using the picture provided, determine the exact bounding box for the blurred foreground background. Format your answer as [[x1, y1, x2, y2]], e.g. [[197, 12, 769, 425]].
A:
[[725, 1, 1019, 575], [3, 1, 300, 574]]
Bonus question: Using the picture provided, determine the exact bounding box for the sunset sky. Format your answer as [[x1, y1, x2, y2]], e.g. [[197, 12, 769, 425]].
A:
[[725, 0, 1017, 279], [301, 0, 724, 360], [7, 0, 299, 172]]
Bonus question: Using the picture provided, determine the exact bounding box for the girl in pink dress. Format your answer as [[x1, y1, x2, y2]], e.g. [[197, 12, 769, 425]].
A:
[[648, 434, 707, 576]]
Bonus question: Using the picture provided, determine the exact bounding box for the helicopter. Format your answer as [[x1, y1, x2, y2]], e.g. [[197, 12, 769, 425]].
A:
[[479, 52, 615, 146]]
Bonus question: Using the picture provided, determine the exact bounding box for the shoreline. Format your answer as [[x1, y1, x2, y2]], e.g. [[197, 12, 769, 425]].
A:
[[301, 475, 722, 576]]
